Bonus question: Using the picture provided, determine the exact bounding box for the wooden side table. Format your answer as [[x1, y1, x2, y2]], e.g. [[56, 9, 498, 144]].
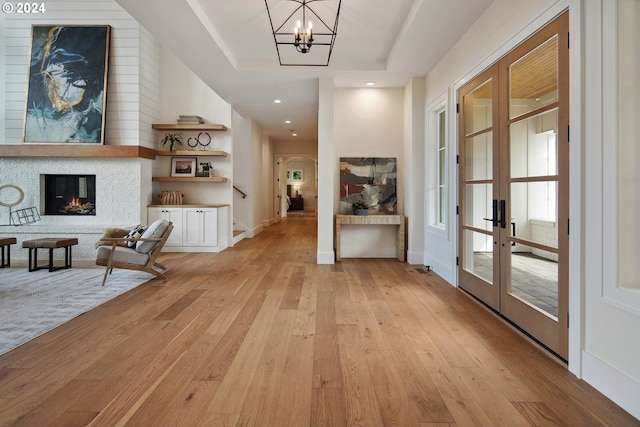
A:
[[335, 214, 405, 261], [22, 238, 79, 272], [0, 237, 17, 268]]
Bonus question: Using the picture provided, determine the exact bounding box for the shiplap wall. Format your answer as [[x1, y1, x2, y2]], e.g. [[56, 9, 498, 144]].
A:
[[1, 0, 159, 146]]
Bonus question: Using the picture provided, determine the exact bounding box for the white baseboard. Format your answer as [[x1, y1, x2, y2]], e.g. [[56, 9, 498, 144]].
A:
[[317, 251, 335, 264], [582, 351, 640, 420], [406, 250, 424, 265]]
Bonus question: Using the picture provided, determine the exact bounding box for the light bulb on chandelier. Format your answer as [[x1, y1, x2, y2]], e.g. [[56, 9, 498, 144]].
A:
[[294, 20, 313, 53]]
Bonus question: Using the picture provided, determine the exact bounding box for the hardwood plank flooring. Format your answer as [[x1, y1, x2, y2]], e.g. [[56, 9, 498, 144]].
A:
[[0, 214, 638, 427]]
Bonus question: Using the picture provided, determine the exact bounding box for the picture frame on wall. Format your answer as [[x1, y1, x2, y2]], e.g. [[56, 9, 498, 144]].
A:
[[339, 157, 397, 214], [23, 25, 111, 144], [171, 157, 196, 177]]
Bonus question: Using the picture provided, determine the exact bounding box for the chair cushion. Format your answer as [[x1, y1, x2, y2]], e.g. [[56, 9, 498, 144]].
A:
[[96, 245, 150, 266], [124, 224, 146, 248], [136, 219, 169, 254]]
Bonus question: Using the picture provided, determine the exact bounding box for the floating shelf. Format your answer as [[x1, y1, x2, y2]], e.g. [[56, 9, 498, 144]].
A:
[[155, 150, 228, 157], [152, 176, 228, 183], [152, 124, 228, 131], [0, 145, 156, 159]]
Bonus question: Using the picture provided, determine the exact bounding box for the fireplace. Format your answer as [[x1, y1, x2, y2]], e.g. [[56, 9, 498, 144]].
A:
[[44, 174, 96, 215]]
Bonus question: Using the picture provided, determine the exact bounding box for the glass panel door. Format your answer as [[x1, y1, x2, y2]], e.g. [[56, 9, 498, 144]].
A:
[[457, 11, 568, 360], [499, 19, 569, 358], [458, 70, 500, 310]]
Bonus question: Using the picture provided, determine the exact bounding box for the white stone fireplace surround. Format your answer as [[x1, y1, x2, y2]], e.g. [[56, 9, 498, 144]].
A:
[[0, 156, 153, 260]]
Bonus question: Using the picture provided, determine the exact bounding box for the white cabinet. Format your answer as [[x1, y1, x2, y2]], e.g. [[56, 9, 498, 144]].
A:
[[183, 208, 218, 247], [147, 207, 183, 247], [147, 205, 228, 252]]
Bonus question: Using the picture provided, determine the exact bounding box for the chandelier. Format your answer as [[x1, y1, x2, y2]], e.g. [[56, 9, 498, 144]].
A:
[[265, 0, 342, 66]]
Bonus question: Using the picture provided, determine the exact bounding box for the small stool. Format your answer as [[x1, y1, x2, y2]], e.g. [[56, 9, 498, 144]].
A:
[[22, 238, 79, 272], [0, 237, 17, 268]]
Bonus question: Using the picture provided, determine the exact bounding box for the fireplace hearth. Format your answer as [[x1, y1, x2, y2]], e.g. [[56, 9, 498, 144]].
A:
[[44, 175, 96, 216]]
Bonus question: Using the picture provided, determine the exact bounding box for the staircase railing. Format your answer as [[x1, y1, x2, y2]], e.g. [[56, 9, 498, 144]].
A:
[[233, 186, 247, 199]]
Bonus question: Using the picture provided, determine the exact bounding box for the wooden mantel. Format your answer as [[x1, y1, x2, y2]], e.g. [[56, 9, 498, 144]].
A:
[[0, 145, 156, 160]]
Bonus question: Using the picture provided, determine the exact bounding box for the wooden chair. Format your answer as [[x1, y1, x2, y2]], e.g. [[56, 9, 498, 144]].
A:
[[96, 220, 173, 286]]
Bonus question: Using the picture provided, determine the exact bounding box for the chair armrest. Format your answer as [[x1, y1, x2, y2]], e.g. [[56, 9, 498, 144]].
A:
[[99, 237, 162, 249], [100, 237, 162, 243]]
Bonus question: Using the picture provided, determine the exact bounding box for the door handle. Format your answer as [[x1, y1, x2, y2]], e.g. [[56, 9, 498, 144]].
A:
[[499, 199, 506, 228], [482, 200, 499, 227]]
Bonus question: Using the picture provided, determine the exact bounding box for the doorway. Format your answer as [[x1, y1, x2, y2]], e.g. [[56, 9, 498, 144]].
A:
[[457, 12, 569, 359], [276, 156, 318, 219]]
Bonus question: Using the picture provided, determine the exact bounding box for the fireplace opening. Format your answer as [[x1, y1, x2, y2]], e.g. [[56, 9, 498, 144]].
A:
[[44, 175, 96, 215]]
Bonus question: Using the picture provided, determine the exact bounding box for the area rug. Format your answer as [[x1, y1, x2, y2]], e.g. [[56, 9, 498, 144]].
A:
[[0, 267, 153, 355]]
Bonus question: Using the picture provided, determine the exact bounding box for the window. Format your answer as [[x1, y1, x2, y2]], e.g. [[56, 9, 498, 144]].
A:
[[437, 109, 447, 225], [427, 95, 448, 232]]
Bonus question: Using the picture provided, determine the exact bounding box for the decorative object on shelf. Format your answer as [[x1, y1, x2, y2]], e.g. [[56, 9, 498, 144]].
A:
[[265, 0, 341, 66], [170, 157, 196, 177], [161, 133, 184, 152], [23, 25, 111, 144], [158, 191, 184, 205], [187, 132, 211, 151], [177, 115, 204, 124], [340, 157, 397, 215], [352, 194, 369, 215], [187, 136, 199, 150], [196, 161, 212, 177]]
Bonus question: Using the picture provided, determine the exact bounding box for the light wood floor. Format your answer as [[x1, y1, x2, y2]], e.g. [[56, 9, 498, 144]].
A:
[[0, 215, 637, 427]]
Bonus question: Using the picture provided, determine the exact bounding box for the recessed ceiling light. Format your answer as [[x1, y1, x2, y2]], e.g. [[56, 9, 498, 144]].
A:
[[274, 99, 282, 104], [365, 81, 376, 86], [285, 120, 291, 124], [292, 133, 298, 137]]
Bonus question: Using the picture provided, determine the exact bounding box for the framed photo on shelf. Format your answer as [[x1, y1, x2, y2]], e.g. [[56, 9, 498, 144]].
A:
[[171, 157, 196, 177]]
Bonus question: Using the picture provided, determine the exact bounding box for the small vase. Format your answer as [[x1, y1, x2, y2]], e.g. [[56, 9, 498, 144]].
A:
[[354, 209, 369, 216]]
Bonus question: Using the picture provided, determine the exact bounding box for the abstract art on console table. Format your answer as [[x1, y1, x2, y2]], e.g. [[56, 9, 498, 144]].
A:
[[23, 25, 111, 144], [339, 157, 397, 214]]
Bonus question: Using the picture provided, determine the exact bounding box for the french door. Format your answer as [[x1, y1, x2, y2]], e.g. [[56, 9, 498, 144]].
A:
[[458, 12, 569, 359]]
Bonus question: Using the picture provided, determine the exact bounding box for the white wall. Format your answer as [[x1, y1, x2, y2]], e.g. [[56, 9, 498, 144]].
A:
[[404, 78, 426, 265], [316, 78, 335, 264], [581, 0, 640, 418], [333, 88, 404, 258]]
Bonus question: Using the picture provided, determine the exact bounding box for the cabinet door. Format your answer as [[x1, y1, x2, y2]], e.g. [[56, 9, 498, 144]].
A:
[[200, 208, 218, 247], [183, 208, 202, 247], [148, 207, 183, 247], [183, 208, 218, 247]]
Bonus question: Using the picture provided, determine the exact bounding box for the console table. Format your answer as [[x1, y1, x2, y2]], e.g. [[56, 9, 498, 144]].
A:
[[289, 197, 304, 211], [335, 214, 405, 261]]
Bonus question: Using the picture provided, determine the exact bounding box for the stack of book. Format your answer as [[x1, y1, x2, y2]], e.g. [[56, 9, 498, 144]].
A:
[[177, 115, 205, 124]]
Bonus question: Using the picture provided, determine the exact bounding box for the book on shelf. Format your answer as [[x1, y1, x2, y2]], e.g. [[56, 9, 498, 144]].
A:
[[177, 115, 204, 124]]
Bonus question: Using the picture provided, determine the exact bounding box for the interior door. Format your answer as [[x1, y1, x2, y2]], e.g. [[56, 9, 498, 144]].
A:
[[458, 12, 569, 359]]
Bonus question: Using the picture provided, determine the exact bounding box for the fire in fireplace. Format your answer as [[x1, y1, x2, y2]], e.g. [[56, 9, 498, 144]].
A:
[[44, 175, 96, 215]]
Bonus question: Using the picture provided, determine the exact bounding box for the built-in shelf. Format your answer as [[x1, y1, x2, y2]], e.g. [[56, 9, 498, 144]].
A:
[[152, 124, 228, 131], [0, 145, 156, 159], [155, 150, 228, 157], [152, 176, 228, 183]]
